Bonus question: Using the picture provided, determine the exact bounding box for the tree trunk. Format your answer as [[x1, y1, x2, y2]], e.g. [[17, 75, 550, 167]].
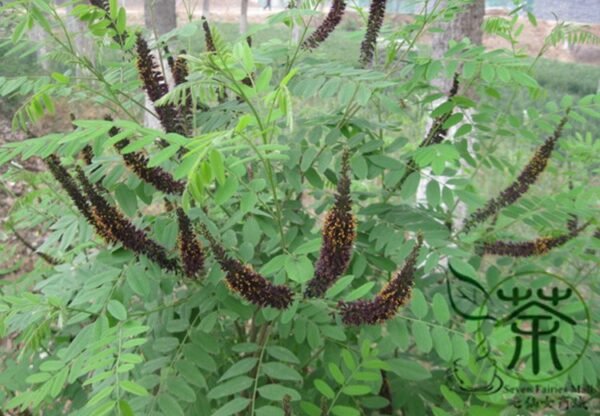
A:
[[432, 0, 485, 92], [288, 1, 300, 43], [240, 0, 249, 34], [29, 26, 50, 71], [202, 0, 210, 17], [144, 0, 177, 36], [417, 0, 485, 223]]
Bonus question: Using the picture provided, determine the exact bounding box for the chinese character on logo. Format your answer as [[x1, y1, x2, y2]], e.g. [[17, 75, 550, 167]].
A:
[[497, 287, 575, 375]]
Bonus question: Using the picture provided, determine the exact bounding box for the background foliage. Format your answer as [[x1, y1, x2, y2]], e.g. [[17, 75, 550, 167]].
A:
[[0, 0, 599, 415]]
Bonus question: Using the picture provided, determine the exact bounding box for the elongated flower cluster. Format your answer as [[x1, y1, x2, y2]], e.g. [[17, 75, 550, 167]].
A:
[[463, 114, 569, 233], [11, 226, 61, 266], [88, 0, 127, 45], [419, 74, 460, 148], [173, 53, 193, 133], [202, 17, 216, 52], [113, 139, 185, 196], [48, 155, 181, 272], [398, 76, 460, 190], [135, 34, 183, 135], [302, 0, 346, 50], [74, 166, 179, 271], [164, 45, 176, 73], [338, 234, 423, 326], [82, 145, 94, 166], [173, 55, 189, 86], [305, 151, 355, 298], [81, 145, 109, 194], [136, 34, 169, 101], [89, 0, 109, 11], [46, 155, 95, 224], [477, 224, 588, 257], [104, 116, 184, 194], [359, 0, 386, 66], [176, 208, 205, 278], [199, 224, 293, 309]]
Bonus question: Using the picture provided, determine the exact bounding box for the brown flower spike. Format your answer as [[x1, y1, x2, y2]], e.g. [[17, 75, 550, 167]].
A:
[[46, 155, 95, 225], [338, 234, 423, 326], [202, 17, 217, 53], [463, 113, 569, 233], [75, 166, 179, 271], [135, 33, 169, 102], [173, 52, 193, 133], [81, 145, 94, 166], [477, 224, 588, 257], [360, 0, 387, 66], [10, 226, 61, 266], [135, 34, 183, 135], [398, 75, 460, 190], [176, 208, 205, 278], [81, 145, 109, 194], [302, 0, 346, 50], [419, 74, 460, 148], [108, 118, 185, 195], [305, 150, 356, 298], [88, 0, 127, 45], [199, 224, 293, 309]]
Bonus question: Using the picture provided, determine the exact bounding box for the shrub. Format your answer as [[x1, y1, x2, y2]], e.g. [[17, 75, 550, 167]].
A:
[[0, 1, 598, 415]]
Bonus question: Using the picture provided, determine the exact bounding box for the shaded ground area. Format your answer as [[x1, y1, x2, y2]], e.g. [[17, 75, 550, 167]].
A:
[[0, 116, 44, 280]]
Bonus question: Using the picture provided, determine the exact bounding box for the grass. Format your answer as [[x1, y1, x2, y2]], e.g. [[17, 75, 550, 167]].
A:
[[534, 58, 600, 97], [211, 20, 600, 97], [1, 18, 599, 119], [208, 20, 364, 64]]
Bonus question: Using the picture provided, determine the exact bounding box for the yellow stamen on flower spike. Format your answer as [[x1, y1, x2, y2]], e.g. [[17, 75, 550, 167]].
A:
[[80, 145, 109, 194], [75, 166, 179, 272], [81, 145, 94, 166], [172, 52, 193, 134], [106, 117, 185, 196], [46, 155, 98, 230], [176, 208, 205, 278], [463, 112, 569, 233], [135, 33, 169, 103], [338, 234, 423, 326], [135, 34, 183, 135], [305, 149, 356, 298], [199, 224, 293, 309], [477, 224, 588, 257]]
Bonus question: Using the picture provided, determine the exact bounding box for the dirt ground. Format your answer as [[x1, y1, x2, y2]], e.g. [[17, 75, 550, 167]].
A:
[[482, 9, 600, 64], [124, 2, 600, 65], [0, 116, 45, 279]]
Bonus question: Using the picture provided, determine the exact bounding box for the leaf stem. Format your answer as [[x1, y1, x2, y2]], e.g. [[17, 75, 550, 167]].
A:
[[249, 323, 272, 415]]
